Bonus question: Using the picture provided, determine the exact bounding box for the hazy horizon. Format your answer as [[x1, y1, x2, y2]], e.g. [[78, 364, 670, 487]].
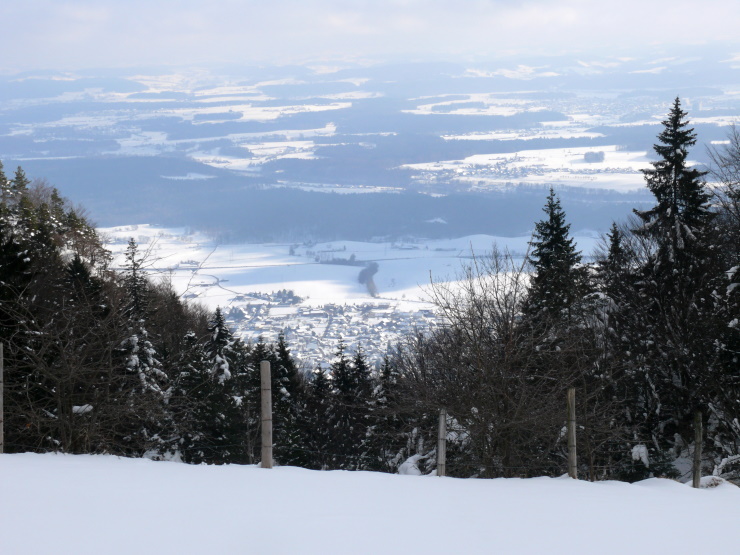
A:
[[3, 1, 740, 72]]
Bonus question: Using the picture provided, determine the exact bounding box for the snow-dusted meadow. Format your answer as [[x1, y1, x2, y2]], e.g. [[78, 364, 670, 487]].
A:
[[102, 224, 599, 310], [403, 145, 655, 193], [1, 454, 738, 555]]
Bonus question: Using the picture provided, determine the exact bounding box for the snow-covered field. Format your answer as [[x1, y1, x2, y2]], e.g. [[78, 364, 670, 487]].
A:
[[403, 145, 654, 192], [102, 224, 599, 309], [1, 454, 738, 555], [404, 92, 544, 116]]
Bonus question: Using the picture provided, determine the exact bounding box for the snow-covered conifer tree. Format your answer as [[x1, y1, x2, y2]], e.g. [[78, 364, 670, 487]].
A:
[[624, 98, 728, 476], [524, 187, 590, 324]]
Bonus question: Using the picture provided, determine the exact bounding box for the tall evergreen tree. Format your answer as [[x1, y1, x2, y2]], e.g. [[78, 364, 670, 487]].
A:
[[326, 340, 353, 468], [626, 98, 727, 476], [122, 239, 150, 320], [118, 238, 168, 453], [11, 166, 30, 195], [326, 342, 374, 469], [351, 345, 373, 402], [207, 307, 232, 384], [173, 311, 250, 465], [201, 309, 249, 463], [599, 223, 629, 300], [635, 98, 713, 261], [300, 366, 333, 470], [172, 330, 216, 463], [272, 333, 304, 465], [524, 187, 589, 322], [365, 354, 407, 472]]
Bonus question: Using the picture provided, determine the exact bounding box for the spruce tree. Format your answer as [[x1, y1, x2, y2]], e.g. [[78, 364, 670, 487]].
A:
[[203, 309, 248, 463], [272, 333, 304, 466], [330, 339, 353, 394], [600, 223, 629, 299], [207, 307, 232, 384], [635, 98, 713, 260], [171, 331, 212, 463], [118, 238, 168, 454], [300, 366, 333, 469], [122, 239, 150, 320], [120, 239, 166, 393], [366, 354, 405, 472], [324, 341, 374, 469], [627, 98, 726, 474], [327, 340, 353, 469], [11, 166, 30, 196], [351, 344, 372, 402], [174, 311, 250, 464], [524, 188, 589, 322]]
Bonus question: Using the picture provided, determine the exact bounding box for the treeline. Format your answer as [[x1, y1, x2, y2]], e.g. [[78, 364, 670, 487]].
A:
[[1, 99, 738, 481]]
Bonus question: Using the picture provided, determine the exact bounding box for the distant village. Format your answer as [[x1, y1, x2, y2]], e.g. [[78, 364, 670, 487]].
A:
[[223, 289, 437, 369]]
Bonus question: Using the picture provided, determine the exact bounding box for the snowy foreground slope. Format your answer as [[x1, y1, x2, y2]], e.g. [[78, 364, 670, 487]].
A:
[[1, 455, 738, 555]]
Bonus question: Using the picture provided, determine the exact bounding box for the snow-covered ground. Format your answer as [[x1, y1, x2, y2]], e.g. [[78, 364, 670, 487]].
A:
[[403, 145, 654, 192], [1, 453, 737, 555], [403, 93, 544, 116], [102, 224, 596, 308]]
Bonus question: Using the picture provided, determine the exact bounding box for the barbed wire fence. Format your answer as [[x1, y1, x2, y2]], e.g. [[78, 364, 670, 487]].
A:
[[4, 352, 736, 485]]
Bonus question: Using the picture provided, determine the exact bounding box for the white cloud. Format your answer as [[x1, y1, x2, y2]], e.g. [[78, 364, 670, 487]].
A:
[[630, 67, 667, 74]]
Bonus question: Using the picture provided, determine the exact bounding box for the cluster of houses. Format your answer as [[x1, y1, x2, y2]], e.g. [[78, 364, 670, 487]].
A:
[[226, 295, 437, 369]]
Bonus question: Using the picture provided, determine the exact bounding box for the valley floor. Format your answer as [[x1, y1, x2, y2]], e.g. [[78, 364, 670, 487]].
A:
[[102, 225, 599, 366]]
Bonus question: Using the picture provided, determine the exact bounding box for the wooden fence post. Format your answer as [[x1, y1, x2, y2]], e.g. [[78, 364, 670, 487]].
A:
[[693, 410, 702, 488], [437, 408, 447, 477], [567, 388, 577, 479], [260, 360, 273, 469]]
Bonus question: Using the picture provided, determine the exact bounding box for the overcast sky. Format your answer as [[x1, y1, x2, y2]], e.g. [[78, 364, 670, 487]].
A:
[[2, 0, 739, 71]]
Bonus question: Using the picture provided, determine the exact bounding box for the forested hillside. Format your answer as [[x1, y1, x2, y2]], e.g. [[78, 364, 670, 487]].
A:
[[1, 99, 738, 481]]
